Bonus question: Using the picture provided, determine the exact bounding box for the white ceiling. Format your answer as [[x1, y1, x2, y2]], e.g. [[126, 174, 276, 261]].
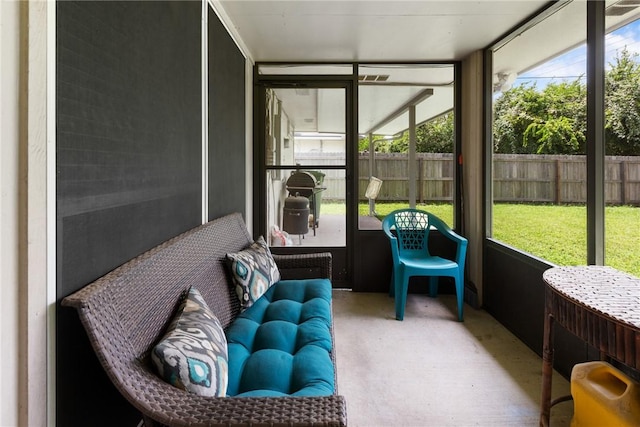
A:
[[217, 1, 640, 137], [218, 0, 549, 62], [217, 1, 550, 136]]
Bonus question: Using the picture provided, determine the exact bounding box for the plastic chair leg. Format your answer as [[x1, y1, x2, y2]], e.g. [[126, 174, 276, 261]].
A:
[[429, 276, 438, 297], [455, 274, 464, 322], [395, 274, 409, 321]]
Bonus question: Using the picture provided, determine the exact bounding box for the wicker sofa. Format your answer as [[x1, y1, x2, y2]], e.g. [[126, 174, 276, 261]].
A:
[[62, 212, 347, 427]]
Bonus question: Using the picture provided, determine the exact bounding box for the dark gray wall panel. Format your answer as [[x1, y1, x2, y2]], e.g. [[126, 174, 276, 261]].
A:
[[355, 231, 392, 292], [484, 241, 591, 378], [56, 1, 201, 425], [208, 7, 246, 220]]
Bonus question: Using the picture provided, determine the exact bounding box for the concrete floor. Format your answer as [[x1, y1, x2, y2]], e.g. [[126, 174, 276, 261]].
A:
[[288, 214, 381, 247], [332, 291, 574, 427]]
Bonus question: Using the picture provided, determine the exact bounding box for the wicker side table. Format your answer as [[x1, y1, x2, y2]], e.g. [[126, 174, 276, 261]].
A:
[[539, 266, 640, 426]]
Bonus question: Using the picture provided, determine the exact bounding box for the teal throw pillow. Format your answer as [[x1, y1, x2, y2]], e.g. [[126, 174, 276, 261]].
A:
[[226, 236, 281, 310], [151, 287, 228, 397]]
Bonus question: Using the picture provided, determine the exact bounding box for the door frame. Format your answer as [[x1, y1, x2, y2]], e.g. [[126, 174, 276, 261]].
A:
[[253, 65, 358, 288]]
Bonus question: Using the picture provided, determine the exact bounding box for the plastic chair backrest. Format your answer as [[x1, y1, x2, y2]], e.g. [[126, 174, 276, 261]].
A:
[[391, 210, 432, 256]]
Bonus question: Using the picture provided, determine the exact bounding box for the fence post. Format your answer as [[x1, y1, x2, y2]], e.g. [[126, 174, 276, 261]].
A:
[[620, 160, 626, 205], [555, 159, 561, 204]]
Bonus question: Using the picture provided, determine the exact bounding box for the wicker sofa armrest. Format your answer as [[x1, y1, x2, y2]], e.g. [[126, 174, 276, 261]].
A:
[[273, 252, 332, 280]]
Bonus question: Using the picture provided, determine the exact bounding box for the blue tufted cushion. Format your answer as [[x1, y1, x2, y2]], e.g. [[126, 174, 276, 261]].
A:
[[225, 278, 334, 397]]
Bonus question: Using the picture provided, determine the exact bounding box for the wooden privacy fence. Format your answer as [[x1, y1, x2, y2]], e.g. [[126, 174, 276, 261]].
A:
[[492, 154, 640, 205], [293, 153, 640, 205]]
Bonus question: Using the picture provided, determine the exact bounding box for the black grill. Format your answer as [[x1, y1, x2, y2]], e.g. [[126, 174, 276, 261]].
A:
[[285, 171, 325, 236]]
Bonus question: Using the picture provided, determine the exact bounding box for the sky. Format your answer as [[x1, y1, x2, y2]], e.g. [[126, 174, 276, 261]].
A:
[[515, 18, 640, 89]]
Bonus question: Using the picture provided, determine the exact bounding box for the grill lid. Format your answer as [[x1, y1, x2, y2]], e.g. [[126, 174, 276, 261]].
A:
[[286, 171, 317, 189]]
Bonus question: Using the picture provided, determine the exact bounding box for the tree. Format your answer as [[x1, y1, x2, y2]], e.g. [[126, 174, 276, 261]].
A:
[[523, 80, 586, 154], [365, 49, 640, 157], [358, 135, 379, 152], [493, 80, 586, 155], [493, 85, 545, 154], [364, 113, 454, 154], [605, 48, 640, 155], [493, 48, 640, 156], [416, 113, 454, 153]]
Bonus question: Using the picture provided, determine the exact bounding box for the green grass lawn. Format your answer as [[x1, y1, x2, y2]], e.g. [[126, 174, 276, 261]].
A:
[[359, 201, 454, 225], [323, 201, 454, 223], [322, 201, 640, 277], [494, 203, 640, 277]]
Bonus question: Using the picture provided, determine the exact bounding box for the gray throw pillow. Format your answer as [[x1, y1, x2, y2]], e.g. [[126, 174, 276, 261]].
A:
[[151, 287, 228, 397], [226, 236, 281, 310]]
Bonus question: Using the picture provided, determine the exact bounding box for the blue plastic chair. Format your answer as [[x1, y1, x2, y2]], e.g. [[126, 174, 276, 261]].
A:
[[382, 209, 468, 321]]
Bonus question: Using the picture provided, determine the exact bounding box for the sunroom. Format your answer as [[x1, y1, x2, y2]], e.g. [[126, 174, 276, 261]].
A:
[[4, 0, 640, 426]]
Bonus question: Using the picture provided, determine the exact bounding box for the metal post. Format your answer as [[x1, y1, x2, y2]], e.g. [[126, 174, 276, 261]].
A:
[[408, 105, 416, 208], [418, 157, 423, 204], [587, 0, 605, 265], [369, 132, 375, 215]]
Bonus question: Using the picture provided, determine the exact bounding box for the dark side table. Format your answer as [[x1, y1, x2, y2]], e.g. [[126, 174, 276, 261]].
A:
[[539, 266, 640, 427]]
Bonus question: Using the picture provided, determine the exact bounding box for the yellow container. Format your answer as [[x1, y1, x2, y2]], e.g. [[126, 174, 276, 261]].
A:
[[571, 361, 640, 427]]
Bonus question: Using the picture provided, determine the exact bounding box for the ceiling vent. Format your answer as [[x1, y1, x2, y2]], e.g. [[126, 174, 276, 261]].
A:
[[358, 75, 390, 82], [606, 0, 640, 16]]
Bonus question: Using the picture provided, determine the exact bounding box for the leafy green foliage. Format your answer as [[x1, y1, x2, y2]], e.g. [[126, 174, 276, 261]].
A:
[[360, 51, 640, 156], [524, 115, 584, 154], [494, 49, 640, 156], [494, 80, 586, 154], [493, 85, 546, 154], [360, 113, 454, 154], [605, 48, 640, 155], [415, 113, 454, 153]]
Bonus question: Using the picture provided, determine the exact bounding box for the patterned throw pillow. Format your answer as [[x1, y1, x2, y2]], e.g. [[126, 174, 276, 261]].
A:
[[151, 287, 228, 397], [226, 236, 281, 310]]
